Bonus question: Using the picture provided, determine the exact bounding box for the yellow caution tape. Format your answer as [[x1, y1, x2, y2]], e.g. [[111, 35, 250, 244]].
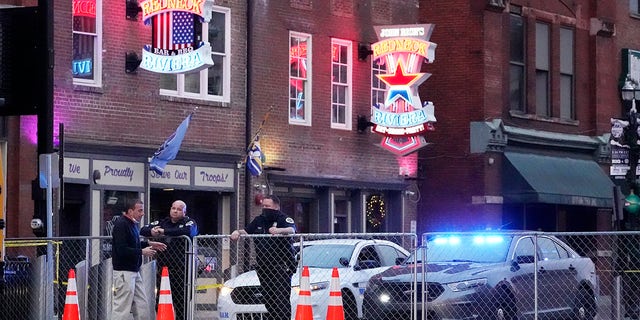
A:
[[196, 283, 224, 290]]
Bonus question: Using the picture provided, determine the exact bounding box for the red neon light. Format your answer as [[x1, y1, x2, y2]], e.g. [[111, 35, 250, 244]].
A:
[[377, 62, 424, 87], [73, 0, 96, 18]]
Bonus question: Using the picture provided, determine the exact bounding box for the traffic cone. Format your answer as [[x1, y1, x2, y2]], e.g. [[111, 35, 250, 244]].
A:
[[294, 266, 314, 320], [156, 266, 175, 320], [325, 268, 344, 320], [62, 269, 80, 320]]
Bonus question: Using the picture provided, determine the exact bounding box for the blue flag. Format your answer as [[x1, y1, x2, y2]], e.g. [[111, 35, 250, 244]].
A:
[[150, 114, 192, 175], [246, 135, 264, 176]]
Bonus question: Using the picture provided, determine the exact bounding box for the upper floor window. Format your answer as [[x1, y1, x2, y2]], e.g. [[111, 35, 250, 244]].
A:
[[535, 22, 550, 117], [371, 58, 387, 108], [509, 14, 525, 112], [559, 27, 574, 120], [72, 0, 102, 86], [509, 10, 575, 121], [331, 39, 352, 130], [289, 32, 312, 126], [160, 6, 230, 102], [631, 0, 640, 16]]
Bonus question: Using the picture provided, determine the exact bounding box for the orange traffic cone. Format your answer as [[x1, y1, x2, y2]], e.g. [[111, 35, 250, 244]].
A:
[[295, 266, 314, 320], [325, 268, 344, 320], [62, 269, 80, 320], [156, 266, 175, 320]]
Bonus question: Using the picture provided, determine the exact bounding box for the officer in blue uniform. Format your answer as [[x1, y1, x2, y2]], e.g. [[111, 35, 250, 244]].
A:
[[231, 195, 296, 320], [141, 200, 198, 320]]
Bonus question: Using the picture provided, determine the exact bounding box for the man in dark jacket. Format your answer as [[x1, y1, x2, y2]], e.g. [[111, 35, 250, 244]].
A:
[[230, 195, 296, 320], [141, 200, 198, 320], [112, 198, 166, 320]]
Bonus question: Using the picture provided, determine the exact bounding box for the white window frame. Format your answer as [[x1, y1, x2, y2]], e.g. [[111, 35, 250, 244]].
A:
[[289, 31, 312, 126], [72, 0, 102, 87], [159, 5, 231, 102], [331, 38, 352, 130], [371, 57, 387, 108]]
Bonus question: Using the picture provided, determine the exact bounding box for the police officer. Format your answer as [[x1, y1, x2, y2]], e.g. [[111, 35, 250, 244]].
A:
[[141, 200, 198, 320], [231, 195, 296, 320]]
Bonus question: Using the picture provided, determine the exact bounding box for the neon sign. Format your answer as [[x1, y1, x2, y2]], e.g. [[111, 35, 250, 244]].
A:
[[139, 0, 214, 74], [72, 59, 93, 75], [140, 0, 205, 20], [73, 0, 96, 18], [370, 24, 437, 156]]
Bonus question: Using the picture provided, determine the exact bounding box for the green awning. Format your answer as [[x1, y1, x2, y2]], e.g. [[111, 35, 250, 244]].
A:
[[503, 152, 614, 207]]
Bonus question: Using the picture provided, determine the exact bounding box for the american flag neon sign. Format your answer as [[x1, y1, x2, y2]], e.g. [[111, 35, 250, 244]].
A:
[[139, 0, 214, 74]]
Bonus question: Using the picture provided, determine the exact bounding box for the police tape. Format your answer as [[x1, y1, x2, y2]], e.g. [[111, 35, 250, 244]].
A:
[[196, 282, 224, 290]]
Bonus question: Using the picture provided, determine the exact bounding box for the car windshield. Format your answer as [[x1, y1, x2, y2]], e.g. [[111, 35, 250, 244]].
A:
[[299, 244, 355, 268], [407, 235, 511, 263]]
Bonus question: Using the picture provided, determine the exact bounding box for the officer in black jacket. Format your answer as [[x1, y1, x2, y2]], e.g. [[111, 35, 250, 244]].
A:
[[141, 200, 198, 320], [231, 195, 297, 320]]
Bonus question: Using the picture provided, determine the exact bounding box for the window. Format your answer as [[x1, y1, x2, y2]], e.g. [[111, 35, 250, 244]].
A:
[[72, 0, 102, 86], [331, 39, 352, 130], [632, 0, 640, 16], [372, 58, 387, 108], [160, 6, 230, 102], [377, 245, 407, 266], [509, 14, 525, 112], [538, 237, 561, 260], [560, 27, 574, 120], [535, 22, 550, 117], [289, 32, 312, 125], [513, 237, 535, 262]]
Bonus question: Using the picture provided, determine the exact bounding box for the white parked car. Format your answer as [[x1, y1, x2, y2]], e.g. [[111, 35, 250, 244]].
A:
[[218, 238, 411, 320]]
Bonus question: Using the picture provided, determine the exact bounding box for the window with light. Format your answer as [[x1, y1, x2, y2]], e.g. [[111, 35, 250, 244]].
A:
[[371, 57, 387, 108], [72, 0, 102, 86], [289, 32, 312, 125], [160, 6, 230, 102]]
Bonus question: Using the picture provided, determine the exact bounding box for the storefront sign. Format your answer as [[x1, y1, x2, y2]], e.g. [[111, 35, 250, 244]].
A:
[[63, 157, 90, 180], [93, 160, 144, 187], [370, 24, 437, 156], [149, 164, 191, 186], [194, 167, 234, 189], [139, 0, 214, 74]]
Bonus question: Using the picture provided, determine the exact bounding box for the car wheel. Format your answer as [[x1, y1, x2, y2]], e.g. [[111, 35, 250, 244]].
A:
[[574, 287, 596, 319], [342, 289, 358, 320], [490, 289, 517, 320]]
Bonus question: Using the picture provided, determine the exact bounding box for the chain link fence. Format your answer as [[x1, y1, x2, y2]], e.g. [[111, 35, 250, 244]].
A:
[[4, 231, 640, 320]]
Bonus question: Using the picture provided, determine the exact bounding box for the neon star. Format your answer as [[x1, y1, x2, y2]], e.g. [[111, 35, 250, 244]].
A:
[[376, 62, 425, 87]]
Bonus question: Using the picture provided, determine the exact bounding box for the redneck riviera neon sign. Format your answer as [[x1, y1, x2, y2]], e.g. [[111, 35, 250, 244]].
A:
[[370, 24, 437, 156], [138, 0, 214, 74]]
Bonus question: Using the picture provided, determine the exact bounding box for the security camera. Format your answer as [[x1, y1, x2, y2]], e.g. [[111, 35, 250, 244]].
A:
[[30, 218, 43, 229]]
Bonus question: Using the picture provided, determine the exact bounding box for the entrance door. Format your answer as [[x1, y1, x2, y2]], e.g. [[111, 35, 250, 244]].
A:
[[150, 189, 219, 235]]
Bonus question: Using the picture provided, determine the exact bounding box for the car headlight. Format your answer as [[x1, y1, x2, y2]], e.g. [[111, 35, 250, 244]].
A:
[[446, 278, 487, 292], [219, 285, 234, 297], [293, 281, 330, 294]]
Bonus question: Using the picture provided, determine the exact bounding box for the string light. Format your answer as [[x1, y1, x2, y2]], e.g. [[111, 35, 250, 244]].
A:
[[366, 195, 386, 228]]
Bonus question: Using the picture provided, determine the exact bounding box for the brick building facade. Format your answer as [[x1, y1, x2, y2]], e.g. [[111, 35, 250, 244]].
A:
[[415, 1, 637, 232], [4, 0, 249, 238], [245, 0, 421, 234], [2, 0, 423, 240]]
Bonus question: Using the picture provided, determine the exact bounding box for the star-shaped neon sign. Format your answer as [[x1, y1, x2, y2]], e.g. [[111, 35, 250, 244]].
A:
[[376, 61, 426, 87]]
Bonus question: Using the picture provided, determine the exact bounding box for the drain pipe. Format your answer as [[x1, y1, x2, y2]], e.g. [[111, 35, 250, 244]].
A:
[[241, 0, 255, 272]]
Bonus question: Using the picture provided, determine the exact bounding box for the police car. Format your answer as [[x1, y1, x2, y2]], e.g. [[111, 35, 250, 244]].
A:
[[218, 238, 410, 320]]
